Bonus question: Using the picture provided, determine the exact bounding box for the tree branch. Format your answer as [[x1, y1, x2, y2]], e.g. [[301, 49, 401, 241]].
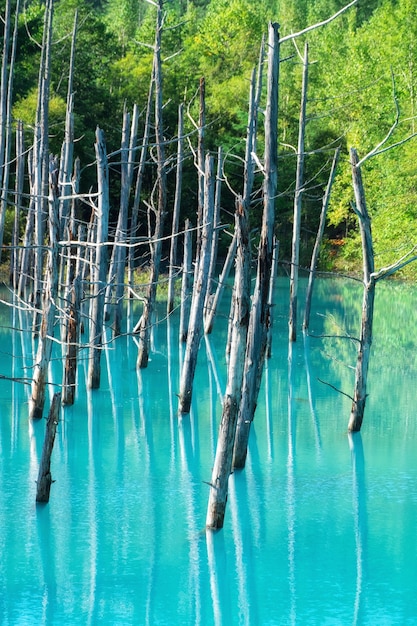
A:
[[280, 0, 358, 43]]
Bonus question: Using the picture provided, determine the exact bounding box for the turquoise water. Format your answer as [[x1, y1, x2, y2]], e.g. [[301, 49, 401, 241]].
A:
[[1, 277, 417, 625]]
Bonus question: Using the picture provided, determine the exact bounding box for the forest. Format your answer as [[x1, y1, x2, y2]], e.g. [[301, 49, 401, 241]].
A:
[[1, 0, 417, 277]]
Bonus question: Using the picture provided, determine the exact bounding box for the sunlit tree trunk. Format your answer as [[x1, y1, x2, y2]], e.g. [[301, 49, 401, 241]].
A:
[[289, 42, 308, 342], [348, 148, 375, 432], [233, 22, 280, 469], [206, 201, 251, 530]]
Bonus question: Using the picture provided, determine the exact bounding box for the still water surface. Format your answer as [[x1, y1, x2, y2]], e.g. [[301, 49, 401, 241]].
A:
[[1, 277, 417, 625]]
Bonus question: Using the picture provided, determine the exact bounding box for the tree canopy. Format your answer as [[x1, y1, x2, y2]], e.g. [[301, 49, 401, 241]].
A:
[[2, 0, 417, 276]]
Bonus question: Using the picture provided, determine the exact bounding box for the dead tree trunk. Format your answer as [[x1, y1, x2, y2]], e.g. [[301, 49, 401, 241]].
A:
[[303, 147, 340, 331], [233, 22, 280, 469], [104, 108, 131, 335], [204, 146, 223, 315], [62, 274, 81, 405], [36, 392, 61, 503], [32, 0, 54, 332], [29, 173, 60, 420], [128, 71, 154, 291], [0, 0, 12, 258], [348, 148, 375, 432], [206, 201, 251, 530], [167, 103, 184, 314], [137, 0, 167, 368], [10, 119, 25, 289], [178, 154, 215, 415], [87, 127, 110, 389], [0, 0, 20, 260], [179, 219, 192, 343], [289, 42, 308, 342]]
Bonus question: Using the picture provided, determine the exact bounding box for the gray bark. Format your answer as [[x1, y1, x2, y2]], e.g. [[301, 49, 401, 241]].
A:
[[206, 201, 251, 530], [167, 103, 184, 314], [178, 154, 215, 415], [348, 148, 375, 432], [233, 22, 280, 470], [36, 392, 61, 503], [179, 219, 193, 343], [289, 42, 308, 342], [87, 128, 110, 389], [137, 0, 167, 368]]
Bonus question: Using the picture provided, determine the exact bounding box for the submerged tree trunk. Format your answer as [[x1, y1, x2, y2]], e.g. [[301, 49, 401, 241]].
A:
[[289, 42, 308, 342], [137, 0, 167, 368], [206, 201, 251, 530], [232, 22, 280, 469], [36, 392, 61, 503], [87, 128, 110, 389], [167, 103, 184, 314], [29, 172, 60, 420], [348, 148, 375, 432], [178, 155, 215, 415]]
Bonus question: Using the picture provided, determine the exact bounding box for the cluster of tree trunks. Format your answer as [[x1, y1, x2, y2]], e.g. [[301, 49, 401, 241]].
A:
[[3, 0, 416, 521]]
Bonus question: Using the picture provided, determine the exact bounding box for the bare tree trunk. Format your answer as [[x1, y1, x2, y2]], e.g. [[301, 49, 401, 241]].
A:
[[18, 148, 34, 296], [289, 42, 308, 342], [58, 10, 77, 241], [29, 173, 60, 420], [167, 103, 184, 314], [178, 154, 215, 415], [87, 128, 110, 389], [233, 22, 280, 470], [105, 108, 131, 334], [0, 0, 20, 260], [32, 0, 54, 332], [206, 201, 251, 530], [266, 237, 279, 358], [195, 77, 206, 261], [36, 392, 61, 503], [204, 147, 223, 321], [348, 148, 375, 432], [179, 219, 192, 343], [62, 274, 81, 405], [128, 64, 154, 291], [10, 119, 25, 289], [0, 0, 12, 258], [137, 1, 167, 368], [303, 147, 340, 331]]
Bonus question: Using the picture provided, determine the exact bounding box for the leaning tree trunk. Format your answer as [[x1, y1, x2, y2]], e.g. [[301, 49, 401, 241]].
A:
[[36, 392, 61, 503], [178, 155, 215, 415], [348, 148, 375, 432], [232, 22, 280, 469], [137, 0, 167, 368], [206, 200, 251, 530], [289, 41, 308, 342]]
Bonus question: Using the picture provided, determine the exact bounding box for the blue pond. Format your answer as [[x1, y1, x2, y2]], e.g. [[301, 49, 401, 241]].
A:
[[1, 276, 417, 625]]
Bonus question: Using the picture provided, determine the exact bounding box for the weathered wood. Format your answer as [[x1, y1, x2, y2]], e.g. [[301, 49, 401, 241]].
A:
[[348, 148, 375, 432], [62, 274, 81, 405], [128, 70, 154, 292], [36, 392, 61, 503], [204, 147, 223, 324], [178, 154, 215, 415], [87, 127, 110, 389], [0, 0, 20, 260], [206, 201, 251, 530], [167, 103, 184, 314], [289, 42, 308, 342], [179, 219, 193, 343], [137, 0, 167, 368], [10, 119, 25, 289], [266, 237, 279, 358], [29, 171, 60, 420], [233, 22, 280, 469], [303, 147, 340, 331], [105, 108, 131, 334]]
